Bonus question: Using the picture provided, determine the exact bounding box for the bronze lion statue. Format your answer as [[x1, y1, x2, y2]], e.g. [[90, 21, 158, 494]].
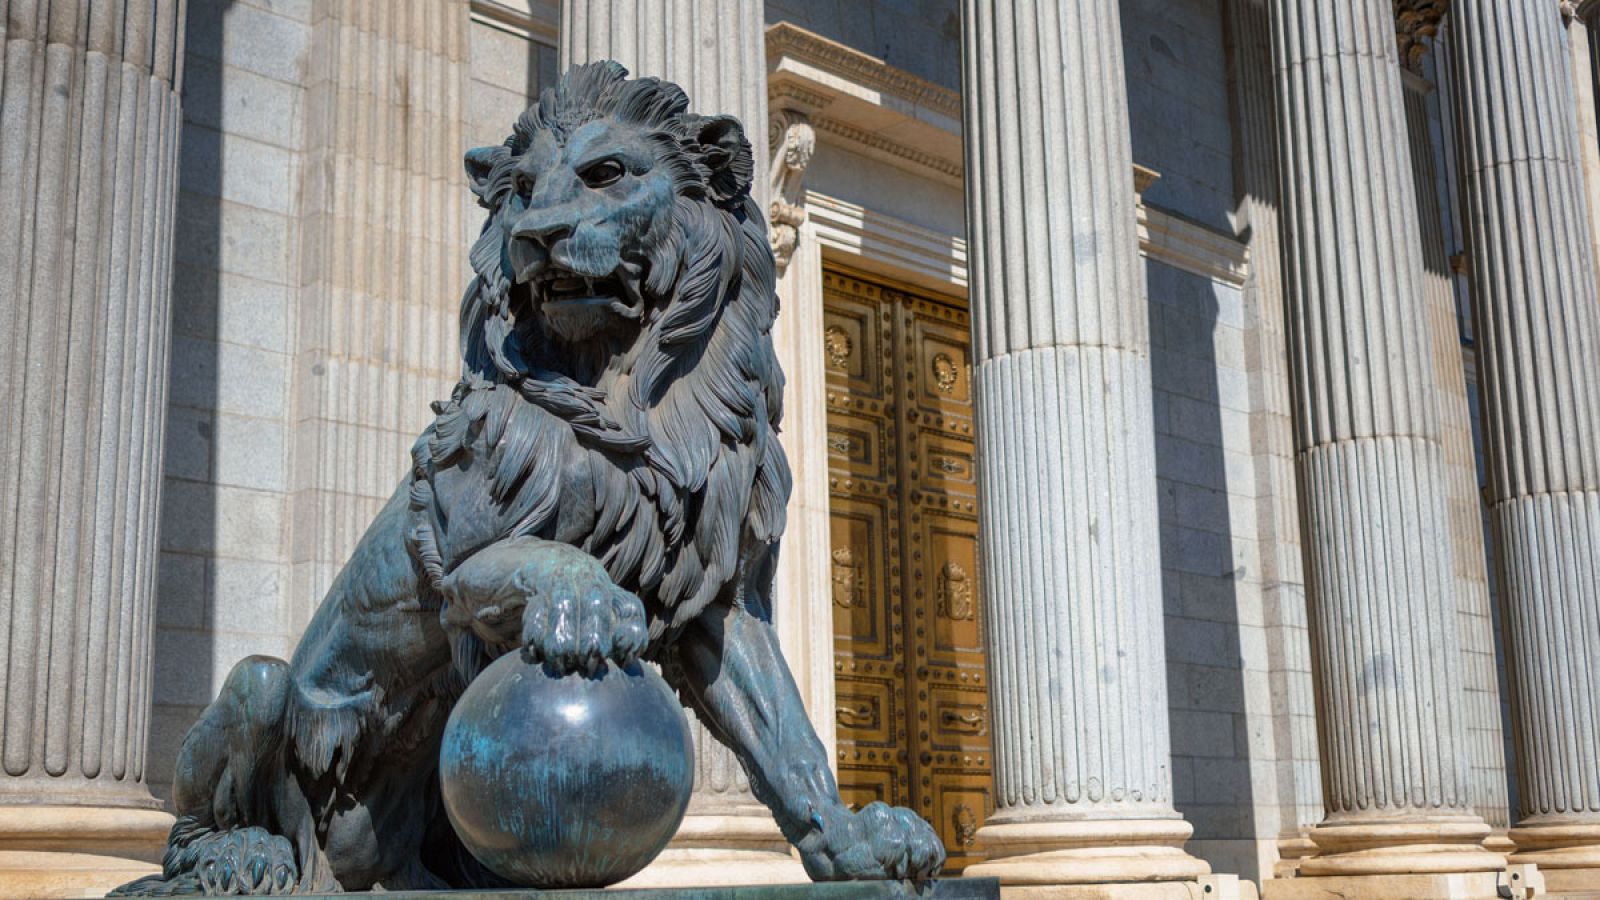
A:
[[114, 62, 943, 895]]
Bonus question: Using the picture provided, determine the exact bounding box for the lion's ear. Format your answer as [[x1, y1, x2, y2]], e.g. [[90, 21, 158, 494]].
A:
[[694, 116, 753, 204], [464, 146, 501, 205]]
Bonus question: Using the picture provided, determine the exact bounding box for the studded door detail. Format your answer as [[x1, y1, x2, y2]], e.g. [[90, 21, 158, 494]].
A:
[[823, 269, 992, 872]]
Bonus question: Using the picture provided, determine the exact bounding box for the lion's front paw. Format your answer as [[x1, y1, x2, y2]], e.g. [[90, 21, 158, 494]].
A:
[[194, 827, 296, 895], [516, 548, 647, 674], [800, 801, 945, 882]]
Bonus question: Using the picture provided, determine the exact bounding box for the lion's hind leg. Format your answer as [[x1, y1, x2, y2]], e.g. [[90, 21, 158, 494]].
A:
[[112, 657, 302, 896]]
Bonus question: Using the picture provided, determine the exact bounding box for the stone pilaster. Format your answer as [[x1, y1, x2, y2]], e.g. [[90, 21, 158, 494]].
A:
[[291, 0, 472, 629], [1222, 0, 1323, 876], [1400, 69, 1512, 845], [559, 2, 807, 886], [765, 103, 836, 766], [0, 1, 186, 896], [958, 0, 1209, 892], [1260, 0, 1502, 893], [1446, 2, 1600, 892]]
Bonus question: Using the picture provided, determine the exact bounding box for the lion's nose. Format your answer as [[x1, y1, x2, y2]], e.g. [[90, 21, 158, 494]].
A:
[[515, 220, 573, 249]]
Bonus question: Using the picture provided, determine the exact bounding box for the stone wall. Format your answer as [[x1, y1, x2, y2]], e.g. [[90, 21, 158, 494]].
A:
[[1122, 0, 1235, 231], [149, 0, 558, 806], [1147, 260, 1292, 884], [152, 0, 312, 804]]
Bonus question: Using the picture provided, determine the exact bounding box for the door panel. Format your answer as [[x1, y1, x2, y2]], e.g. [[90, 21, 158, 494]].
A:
[[824, 268, 992, 872]]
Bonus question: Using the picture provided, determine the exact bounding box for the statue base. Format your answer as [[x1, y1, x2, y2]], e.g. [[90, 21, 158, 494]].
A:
[[286, 880, 999, 899]]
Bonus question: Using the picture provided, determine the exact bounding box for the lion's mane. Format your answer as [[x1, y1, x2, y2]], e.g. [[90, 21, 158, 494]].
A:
[[406, 62, 791, 652]]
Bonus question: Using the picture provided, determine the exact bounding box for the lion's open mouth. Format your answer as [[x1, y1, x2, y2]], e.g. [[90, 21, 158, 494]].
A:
[[539, 272, 623, 308], [533, 267, 642, 342]]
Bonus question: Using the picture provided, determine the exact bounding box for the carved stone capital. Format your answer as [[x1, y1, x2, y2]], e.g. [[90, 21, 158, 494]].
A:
[[1395, 0, 1449, 72], [768, 108, 817, 274]]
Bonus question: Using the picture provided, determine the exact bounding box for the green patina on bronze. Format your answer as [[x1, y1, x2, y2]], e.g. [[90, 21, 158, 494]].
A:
[[113, 62, 942, 896]]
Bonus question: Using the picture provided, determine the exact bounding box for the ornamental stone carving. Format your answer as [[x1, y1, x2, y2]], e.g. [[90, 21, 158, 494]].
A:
[[768, 108, 817, 274]]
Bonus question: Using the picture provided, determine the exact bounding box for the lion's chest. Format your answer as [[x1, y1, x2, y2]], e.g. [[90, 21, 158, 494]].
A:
[[421, 390, 647, 580]]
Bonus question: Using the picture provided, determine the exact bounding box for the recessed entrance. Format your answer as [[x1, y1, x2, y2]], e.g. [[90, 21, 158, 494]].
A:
[[822, 267, 993, 872]]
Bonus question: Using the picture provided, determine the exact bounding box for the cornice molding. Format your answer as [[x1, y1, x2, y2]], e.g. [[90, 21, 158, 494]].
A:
[[765, 22, 961, 120], [810, 117, 964, 183], [804, 188, 1248, 298], [769, 81, 833, 114], [469, 0, 559, 45]]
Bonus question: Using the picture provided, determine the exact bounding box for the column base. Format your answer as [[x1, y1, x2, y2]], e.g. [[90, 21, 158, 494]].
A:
[[1298, 818, 1504, 876], [1275, 832, 1318, 877], [0, 851, 161, 900], [965, 817, 1211, 886], [1261, 871, 1505, 900], [0, 805, 173, 899], [1485, 831, 1517, 856], [613, 813, 811, 887], [1509, 821, 1600, 893], [1539, 866, 1600, 895]]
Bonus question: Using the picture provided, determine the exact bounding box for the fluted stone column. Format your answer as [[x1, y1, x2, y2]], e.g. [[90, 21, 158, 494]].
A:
[[959, 1, 1209, 893], [1260, 2, 1503, 895], [1400, 68, 1512, 848], [1446, 3, 1600, 892], [0, 2, 186, 896], [291, 0, 472, 629], [559, 2, 808, 887]]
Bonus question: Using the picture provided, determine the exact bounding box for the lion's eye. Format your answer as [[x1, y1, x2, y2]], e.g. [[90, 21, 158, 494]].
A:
[[512, 172, 534, 197], [579, 160, 625, 188]]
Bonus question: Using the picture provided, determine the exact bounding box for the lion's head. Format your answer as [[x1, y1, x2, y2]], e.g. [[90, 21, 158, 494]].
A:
[[462, 60, 760, 387], [415, 62, 789, 634]]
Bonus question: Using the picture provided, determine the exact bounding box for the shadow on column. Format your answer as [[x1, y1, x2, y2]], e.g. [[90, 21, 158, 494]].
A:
[[1146, 259, 1259, 884], [147, 0, 233, 809]]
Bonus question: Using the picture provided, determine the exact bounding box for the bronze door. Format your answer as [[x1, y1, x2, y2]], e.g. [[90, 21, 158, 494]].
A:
[[822, 268, 992, 871]]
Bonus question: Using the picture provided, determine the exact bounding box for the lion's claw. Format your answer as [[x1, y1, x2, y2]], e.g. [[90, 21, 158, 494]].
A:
[[193, 827, 297, 895], [515, 549, 647, 674], [800, 801, 945, 882]]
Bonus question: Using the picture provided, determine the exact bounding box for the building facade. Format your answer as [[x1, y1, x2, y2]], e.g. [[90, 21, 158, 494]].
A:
[[0, 0, 1597, 897]]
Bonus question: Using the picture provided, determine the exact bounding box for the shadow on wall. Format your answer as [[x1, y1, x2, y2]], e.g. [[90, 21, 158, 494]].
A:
[[1146, 260, 1259, 883], [148, 0, 234, 808]]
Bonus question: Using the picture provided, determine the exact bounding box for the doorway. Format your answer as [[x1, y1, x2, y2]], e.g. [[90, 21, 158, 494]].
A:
[[822, 267, 993, 872]]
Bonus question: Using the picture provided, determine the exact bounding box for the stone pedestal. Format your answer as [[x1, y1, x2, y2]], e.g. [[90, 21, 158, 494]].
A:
[[0, 1, 188, 896], [1263, 0, 1500, 890], [558, 1, 808, 886], [957, 0, 1208, 891], [1446, 1, 1600, 891]]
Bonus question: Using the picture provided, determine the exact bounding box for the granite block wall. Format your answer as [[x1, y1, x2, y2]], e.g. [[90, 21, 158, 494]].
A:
[[151, 0, 311, 805]]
